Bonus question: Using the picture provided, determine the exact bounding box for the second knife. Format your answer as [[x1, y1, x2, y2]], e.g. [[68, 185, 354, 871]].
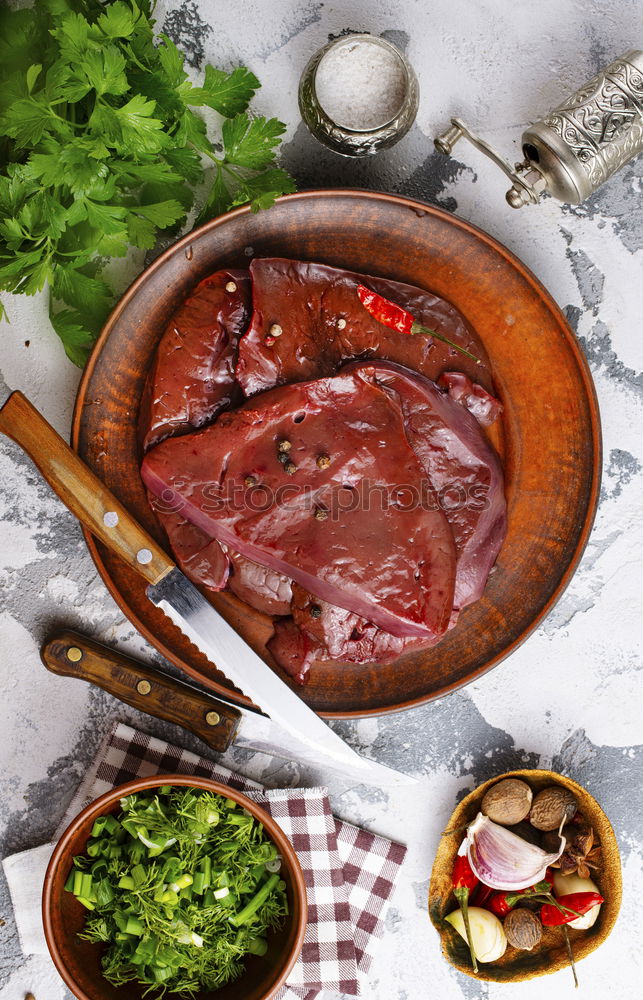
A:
[[42, 631, 340, 766]]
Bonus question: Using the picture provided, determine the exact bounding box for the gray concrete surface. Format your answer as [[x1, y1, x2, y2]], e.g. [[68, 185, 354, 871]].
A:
[[1, 2, 642, 999]]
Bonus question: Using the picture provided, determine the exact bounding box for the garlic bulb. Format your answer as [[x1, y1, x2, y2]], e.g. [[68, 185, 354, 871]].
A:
[[445, 906, 507, 962], [466, 812, 566, 890]]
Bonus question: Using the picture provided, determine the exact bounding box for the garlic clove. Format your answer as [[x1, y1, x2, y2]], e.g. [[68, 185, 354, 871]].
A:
[[552, 871, 599, 896], [568, 904, 601, 930], [466, 812, 566, 890], [552, 872, 602, 929], [445, 906, 507, 963]]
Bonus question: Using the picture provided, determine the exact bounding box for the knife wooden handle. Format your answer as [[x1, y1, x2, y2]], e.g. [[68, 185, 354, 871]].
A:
[[0, 391, 174, 586], [41, 630, 241, 753]]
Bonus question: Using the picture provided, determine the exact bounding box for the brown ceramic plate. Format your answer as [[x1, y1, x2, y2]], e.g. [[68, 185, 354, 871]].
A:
[[43, 774, 307, 1000], [73, 190, 600, 718], [429, 769, 621, 981]]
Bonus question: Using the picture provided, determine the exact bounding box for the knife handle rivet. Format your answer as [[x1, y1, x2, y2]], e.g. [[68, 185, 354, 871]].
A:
[[66, 646, 83, 663], [136, 548, 153, 565], [136, 680, 152, 695], [103, 511, 119, 527], [205, 711, 221, 727]]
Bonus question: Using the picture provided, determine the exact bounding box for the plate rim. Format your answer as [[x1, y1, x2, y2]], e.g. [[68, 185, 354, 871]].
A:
[[72, 189, 602, 719]]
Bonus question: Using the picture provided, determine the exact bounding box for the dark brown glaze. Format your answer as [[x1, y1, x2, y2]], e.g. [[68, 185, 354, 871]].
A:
[[73, 191, 601, 717], [142, 369, 457, 639], [42, 776, 307, 1000], [236, 258, 493, 397]]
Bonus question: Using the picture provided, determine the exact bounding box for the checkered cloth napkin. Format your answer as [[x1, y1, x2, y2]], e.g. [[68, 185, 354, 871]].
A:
[[3, 722, 406, 999]]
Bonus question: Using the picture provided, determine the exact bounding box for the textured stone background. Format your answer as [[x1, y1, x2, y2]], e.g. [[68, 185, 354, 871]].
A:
[[1, 2, 642, 999]]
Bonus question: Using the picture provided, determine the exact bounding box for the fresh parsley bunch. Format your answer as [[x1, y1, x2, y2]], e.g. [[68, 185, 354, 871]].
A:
[[0, 0, 295, 365]]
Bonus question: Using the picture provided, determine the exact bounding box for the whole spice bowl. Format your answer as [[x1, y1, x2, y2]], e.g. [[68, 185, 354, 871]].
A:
[[429, 769, 621, 983], [43, 775, 307, 1000]]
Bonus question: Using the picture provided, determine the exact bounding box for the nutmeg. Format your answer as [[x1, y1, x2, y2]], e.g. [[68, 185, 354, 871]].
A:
[[481, 779, 533, 826], [529, 786, 578, 831], [503, 908, 542, 951]]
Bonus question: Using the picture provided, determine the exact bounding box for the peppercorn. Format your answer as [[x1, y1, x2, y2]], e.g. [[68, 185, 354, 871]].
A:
[[314, 506, 328, 521], [310, 604, 322, 618], [277, 452, 289, 465], [316, 453, 331, 470], [278, 439, 292, 453], [225, 280, 237, 292], [244, 475, 257, 487], [269, 323, 283, 337], [265, 335, 275, 346], [337, 318, 347, 330], [284, 461, 297, 475]]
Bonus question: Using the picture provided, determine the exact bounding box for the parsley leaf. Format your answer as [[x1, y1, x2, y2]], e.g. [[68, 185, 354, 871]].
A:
[[0, 0, 295, 365], [188, 65, 260, 117], [222, 114, 286, 170]]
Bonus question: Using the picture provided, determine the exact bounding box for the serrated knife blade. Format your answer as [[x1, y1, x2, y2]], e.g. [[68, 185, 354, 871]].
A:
[[148, 569, 415, 786], [0, 390, 416, 788]]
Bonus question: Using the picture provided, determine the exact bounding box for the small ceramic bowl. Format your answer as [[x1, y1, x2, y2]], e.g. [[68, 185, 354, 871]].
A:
[[43, 775, 307, 1000], [429, 769, 621, 982]]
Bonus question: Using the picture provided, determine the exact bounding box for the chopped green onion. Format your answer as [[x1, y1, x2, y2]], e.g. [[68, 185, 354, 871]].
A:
[[67, 787, 288, 996], [247, 936, 268, 956], [229, 874, 281, 927]]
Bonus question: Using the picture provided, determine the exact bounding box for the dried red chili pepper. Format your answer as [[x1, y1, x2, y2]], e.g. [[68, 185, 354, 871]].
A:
[[451, 851, 479, 972], [470, 882, 494, 908], [356, 284, 482, 364], [486, 869, 556, 916], [452, 853, 478, 891], [540, 891, 603, 927], [488, 891, 513, 917]]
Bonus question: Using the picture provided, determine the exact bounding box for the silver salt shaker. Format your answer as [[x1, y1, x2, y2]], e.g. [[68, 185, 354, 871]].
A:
[[435, 50, 643, 207], [299, 34, 419, 156]]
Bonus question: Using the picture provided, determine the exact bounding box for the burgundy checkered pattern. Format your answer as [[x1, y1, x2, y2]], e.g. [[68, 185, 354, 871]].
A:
[[71, 723, 406, 999]]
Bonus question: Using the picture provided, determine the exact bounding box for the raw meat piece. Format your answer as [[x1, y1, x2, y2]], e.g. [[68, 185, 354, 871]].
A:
[[267, 619, 324, 686], [154, 508, 230, 590], [437, 371, 503, 427], [236, 258, 492, 396], [139, 269, 251, 591], [139, 268, 250, 452], [345, 361, 506, 609], [226, 550, 293, 616], [142, 369, 457, 639]]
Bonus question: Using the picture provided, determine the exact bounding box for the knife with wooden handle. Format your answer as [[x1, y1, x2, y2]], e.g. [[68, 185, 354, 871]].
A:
[[41, 631, 243, 753], [0, 389, 414, 785]]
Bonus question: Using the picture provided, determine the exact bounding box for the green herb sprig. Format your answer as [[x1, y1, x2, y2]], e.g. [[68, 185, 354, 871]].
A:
[[0, 0, 296, 365], [66, 787, 289, 996]]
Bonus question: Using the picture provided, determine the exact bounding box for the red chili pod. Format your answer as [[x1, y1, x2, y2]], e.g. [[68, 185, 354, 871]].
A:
[[488, 891, 514, 917], [540, 891, 604, 927], [356, 284, 482, 364], [452, 853, 478, 892]]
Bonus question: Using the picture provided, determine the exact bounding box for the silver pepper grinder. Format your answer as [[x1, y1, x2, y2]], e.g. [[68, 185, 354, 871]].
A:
[[434, 49, 643, 207]]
